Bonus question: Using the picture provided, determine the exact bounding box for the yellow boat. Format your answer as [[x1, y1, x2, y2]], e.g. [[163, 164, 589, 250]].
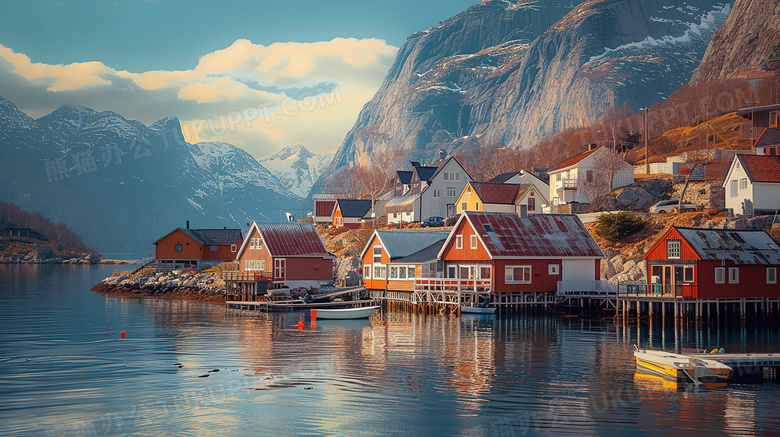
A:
[[634, 347, 733, 386]]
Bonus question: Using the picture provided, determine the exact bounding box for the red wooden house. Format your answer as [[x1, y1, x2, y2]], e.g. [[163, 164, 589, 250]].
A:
[[235, 221, 335, 288], [154, 224, 242, 270], [642, 227, 780, 298], [332, 199, 373, 228], [437, 212, 604, 298]]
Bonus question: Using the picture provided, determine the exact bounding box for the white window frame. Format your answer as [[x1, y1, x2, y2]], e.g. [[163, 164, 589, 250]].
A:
[[505, 265, 532, 284], [470, 235, 477, 249], [433, 189, 441, 198], [447, 187, 456, 197], [389, 266, 399, 279], [739, 178, 747, 190], [456, 235, 463, 249], [728, 266, 739, 284], [730, 180, 738, 198], [548, 264, 559, 275], [244, 259, 266, 272], [447, 265, 457, 278], [373, 245, 382, 264], [363, 264, 371, 279], [231, 244, 237, 252], [667, 240, 681, 259], [250, 237, 263, 250], [461, 202, 467, 211], [715, 267, 725, 284], [767, 267, 777, 284], [374, 265, 386, 280]]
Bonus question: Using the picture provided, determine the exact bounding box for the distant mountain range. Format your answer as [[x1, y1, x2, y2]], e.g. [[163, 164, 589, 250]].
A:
[[259, 144, 333, 198], [324, 0, 734, 175], [0, 97, 329, 258]]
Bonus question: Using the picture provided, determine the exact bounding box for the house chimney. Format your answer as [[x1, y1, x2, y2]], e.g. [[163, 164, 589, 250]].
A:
[[223, 226, 227, 229], [520, 205, 528, 218], [186, 220, 190, 229]]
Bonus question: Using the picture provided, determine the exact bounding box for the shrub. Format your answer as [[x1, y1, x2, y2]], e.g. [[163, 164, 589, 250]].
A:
[[594, 212, 645, 242]]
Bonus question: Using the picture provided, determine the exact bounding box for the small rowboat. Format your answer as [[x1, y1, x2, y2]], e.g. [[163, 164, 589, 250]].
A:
[[461, 305, 496, 314], [315, 306, 379, 320]]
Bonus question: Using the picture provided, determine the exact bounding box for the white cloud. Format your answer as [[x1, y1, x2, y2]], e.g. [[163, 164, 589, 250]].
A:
[[0, 38, 397, 157]]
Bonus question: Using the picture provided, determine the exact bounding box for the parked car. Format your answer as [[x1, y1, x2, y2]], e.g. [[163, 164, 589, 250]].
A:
[[649, 200, 698, 214], [420, 216, 445, 227]]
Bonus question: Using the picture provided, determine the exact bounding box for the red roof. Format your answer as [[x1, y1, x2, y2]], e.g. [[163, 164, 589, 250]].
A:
[[315, 200, 336, 217], [549, 147, 601, 172], [470, 182, 520, 204], [257, 223, 329, 257], [454, 212, 604, 258], [739, 154, 780, 183]]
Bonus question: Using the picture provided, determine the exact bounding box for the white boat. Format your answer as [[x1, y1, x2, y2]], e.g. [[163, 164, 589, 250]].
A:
[[461, 305, 496, 314], [634, 347, 732, 386], [315, 306, 379, 320]]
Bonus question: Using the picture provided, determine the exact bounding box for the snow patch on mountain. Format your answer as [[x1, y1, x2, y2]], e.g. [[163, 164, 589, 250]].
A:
[[260, 145, 333, 198]]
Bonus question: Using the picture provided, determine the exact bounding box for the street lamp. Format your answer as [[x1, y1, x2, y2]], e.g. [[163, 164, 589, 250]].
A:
[[641, 108, 649, 175]]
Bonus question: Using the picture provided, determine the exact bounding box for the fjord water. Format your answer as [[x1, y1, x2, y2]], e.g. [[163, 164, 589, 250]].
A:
[[1, 265, 779, 436]]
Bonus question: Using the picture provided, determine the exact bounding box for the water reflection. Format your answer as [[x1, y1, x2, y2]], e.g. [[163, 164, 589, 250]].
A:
[[2, 265, 780, 436]]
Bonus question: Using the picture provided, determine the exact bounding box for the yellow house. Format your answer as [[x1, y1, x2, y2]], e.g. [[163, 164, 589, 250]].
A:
[[456, 182, 548, 215]]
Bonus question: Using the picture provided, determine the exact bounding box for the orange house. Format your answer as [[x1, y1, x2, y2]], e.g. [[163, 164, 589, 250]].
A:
[[360, 229, 449, 291], [154, 226, 243, 270], [332, 199, 373, 228], [235, 221, 335, 288]]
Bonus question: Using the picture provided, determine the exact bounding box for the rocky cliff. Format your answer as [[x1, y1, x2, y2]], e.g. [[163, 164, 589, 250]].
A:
[[690, 0, 780, 83], [322, 0, 732, 183]]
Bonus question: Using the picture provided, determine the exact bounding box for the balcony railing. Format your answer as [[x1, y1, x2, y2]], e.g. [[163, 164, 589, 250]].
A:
[[223, 271, 273, 282], [617, 283, 695, 298], [562, 178, 578, 189]]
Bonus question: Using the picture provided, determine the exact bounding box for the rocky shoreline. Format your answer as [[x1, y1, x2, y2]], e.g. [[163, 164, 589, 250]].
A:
[[91, 269, 226, 303]]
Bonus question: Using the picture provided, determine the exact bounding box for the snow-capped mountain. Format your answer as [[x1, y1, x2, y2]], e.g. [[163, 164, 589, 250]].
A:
[[259, 144, 333, 198], [324, 0, 733, 173], [0, 97, 300, 258]]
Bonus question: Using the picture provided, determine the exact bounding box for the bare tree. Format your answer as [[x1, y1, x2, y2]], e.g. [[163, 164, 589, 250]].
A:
[[354, 147, 404, 215], [326, 166, 363, 199], [597, 147, 633, 191]]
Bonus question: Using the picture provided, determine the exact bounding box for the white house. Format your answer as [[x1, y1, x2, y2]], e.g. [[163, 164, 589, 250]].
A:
[[723, 154, 780, 215], [386, 157, 472, 224], [490, 170, 550, 200], [548, 146, 634, 207]]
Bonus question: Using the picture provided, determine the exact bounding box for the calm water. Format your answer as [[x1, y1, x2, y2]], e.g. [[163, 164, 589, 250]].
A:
[[1, 265, 779, 436]]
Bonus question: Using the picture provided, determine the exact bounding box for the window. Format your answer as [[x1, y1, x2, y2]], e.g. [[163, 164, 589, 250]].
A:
[[740, 178, 747, 190], [771, 111, 778, 128], [730, 180, 738, 198], [447, 265, 457, 278], [470, 235, 478, 249], [373, 245, 382, 263], [479, 266, 491, 279], [231, 244, 237, 252], [250, 237, 262, 249], [408, 266, 416, 279], [363, 265, 371, 279], [548, 264, 559, 275], [447, 187, 457, 197], [210, 245, 218, 252], [390, 266, 399, 279], [715, 267, 725, 284], [728, 267, 739, 284], [433, 189, 441, 198], [505, 266, 531, 284], [556, 174, 561, 181], [374, 266, 386, 279], [475, 202, 480, 210], [174, 244, 182, 253], [586, 170, 593, 183], [667, 240, 681, 259], [456, 235, 463, 249], [398, 266, 407, 280], [444, 173, 449, 181], [683, 266, 694, 283], [461, 202, 467, 211], [767, 267, 777, 284], [245, 260, 265, 271]]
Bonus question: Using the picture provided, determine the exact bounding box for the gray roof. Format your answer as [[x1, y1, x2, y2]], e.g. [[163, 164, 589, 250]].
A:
[[755, 127, 780, 147], [392, 239, 447, 264], [676, 227, 780, 265], [336, 199, 373, 218], [376, 230, 450, 260], [156, 227, 242, 245], [489, 172, 519, 183], [397, 171, 413, 185], [415, 166, 438, 182]]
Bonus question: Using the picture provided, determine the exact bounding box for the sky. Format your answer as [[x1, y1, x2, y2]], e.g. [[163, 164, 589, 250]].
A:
[[0, 0, 478, 158]]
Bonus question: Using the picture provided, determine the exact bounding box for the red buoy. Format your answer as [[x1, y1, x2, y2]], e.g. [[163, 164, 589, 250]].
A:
[[120, 331, 126, 339]]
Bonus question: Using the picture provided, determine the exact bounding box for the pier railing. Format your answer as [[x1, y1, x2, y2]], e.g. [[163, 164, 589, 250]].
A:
[[617, 282, 687, 298], [223, 271, 273, 282], [556, 280, 616, 297]]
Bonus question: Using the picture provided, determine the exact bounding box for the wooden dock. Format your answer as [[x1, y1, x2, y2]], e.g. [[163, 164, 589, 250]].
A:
[[686, 351, 780, 381]]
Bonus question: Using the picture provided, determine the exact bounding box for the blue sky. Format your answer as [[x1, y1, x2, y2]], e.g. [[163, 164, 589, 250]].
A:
[[0, 0, 478, 158]]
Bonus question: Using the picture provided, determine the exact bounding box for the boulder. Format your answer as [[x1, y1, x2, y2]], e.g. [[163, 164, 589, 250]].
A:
[[601, 258, 616, 280]]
